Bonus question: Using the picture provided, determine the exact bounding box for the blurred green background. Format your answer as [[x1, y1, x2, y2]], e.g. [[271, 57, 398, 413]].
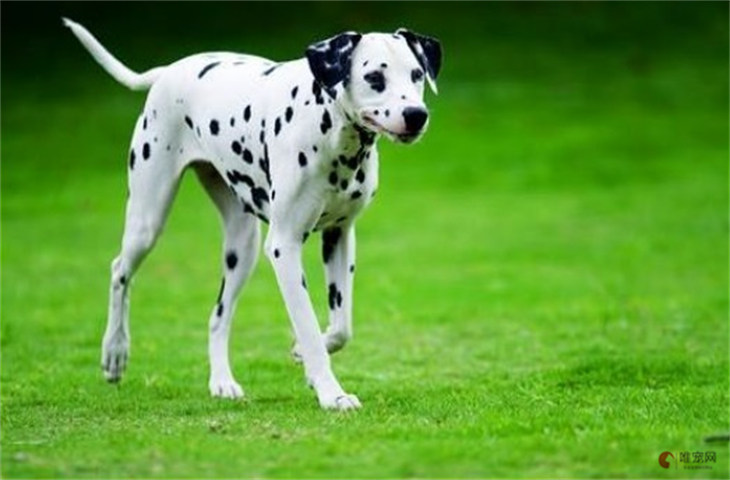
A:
[[2, 2, 728, 478]]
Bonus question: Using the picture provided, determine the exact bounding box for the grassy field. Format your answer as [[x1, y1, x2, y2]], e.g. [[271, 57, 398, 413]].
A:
[[2, 2, 729, 478]]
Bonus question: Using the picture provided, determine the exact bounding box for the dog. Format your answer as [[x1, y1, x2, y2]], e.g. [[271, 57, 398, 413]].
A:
[[64, 18, 441, 410]]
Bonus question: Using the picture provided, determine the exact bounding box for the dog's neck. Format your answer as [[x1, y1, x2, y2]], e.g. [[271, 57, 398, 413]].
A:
[[316, 84, 378, 178]]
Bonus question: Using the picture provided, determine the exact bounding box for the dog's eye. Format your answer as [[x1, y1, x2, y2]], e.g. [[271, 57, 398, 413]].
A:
[[411, 68, 424, 83], [363, 70, 386, 93]]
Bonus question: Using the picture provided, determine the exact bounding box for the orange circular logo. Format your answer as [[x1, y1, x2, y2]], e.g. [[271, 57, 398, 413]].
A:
[[659, 451, 675, 469]]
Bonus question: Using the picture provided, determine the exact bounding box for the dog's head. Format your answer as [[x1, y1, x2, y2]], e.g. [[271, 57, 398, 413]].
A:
[[306, 28, 442, 144]]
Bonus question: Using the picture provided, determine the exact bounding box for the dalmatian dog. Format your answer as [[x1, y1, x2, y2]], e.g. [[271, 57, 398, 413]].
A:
[[64, 18, 441, 411]]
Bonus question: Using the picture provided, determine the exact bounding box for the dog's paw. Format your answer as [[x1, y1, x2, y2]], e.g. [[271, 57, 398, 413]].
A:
[[101, 341, 128, 383], [318, 392, 362, 411], [209, 377, 245, 399]]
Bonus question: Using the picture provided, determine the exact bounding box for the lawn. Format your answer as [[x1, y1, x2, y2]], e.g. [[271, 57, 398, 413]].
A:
[[1, 2, 728, 478]]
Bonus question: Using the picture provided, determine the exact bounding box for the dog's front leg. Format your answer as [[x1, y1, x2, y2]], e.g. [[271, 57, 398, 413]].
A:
[[322, 224, 356, 353], [265, 227, 361, 411]]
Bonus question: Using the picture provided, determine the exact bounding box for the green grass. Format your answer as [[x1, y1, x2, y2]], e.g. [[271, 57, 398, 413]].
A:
[[2, 3, 729, 478]]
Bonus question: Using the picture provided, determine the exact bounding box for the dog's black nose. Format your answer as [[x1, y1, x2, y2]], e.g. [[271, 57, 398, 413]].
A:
[[402, 107, 429, 133]]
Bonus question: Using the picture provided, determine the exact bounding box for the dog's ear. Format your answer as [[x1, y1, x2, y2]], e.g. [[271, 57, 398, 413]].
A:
[[395, 28, 442, 94], [306, 32, 362, 90]]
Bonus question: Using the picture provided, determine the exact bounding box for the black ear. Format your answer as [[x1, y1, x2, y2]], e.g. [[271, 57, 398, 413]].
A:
[[306, 32, 362, 89], [396, 28, 442, 91]]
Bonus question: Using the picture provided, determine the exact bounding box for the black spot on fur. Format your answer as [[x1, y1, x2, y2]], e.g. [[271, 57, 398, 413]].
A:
[[142, 143, 150, 160], [312, 81, 325, 105], [226, 251, 238, 270], [274, 249, 280, 258], [198, 61, 221, 79], [385, 109, 390, 117], [313, 145, 318, 152], [196, 126, 201, 137], [216, 302, 224, 317], [356, 169, 366, 183], [143, 117, 147, 130], [129, 149, 135, 170], [340, 179, 348, 190], [298, 152, 308, 167], [274, 117, 281, 136], [301, 275, 307, 289], [271, 190, 276, 200], [322, 227, 342, 263], [320, 109, 332, 134], [231, 141, 242, 155], [336, 216, 347, 224], [230, 117, 235, 127], [243, 105, 251, 122], [364, 71, 386, 93], [120, 275, 127, 285], [185, 116, 193, 129], [226, 170, 254, 187], [242, 149, 253, 164], [328, 171, 338, 186], [262, 64, 281, 76], [351, 191, 362, 200], [302, 231, 310, 243], [291, 86, 299, 99], [209, 119, 220, 135], [285, 106, 293, 123], [251, 187, 269, 209], [328, 283, 343, 310], [349, 265, 355, 273]]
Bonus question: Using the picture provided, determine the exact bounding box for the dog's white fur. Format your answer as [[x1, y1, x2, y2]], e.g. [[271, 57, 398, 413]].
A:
[[64, 18, 439, 410]]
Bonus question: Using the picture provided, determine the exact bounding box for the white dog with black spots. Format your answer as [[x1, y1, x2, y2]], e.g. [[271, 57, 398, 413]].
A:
[[64, 18, 441, 411]]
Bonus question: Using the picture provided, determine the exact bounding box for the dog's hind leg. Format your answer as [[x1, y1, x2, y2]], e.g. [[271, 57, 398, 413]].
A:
[[194, 163, 260, 399], [102, 118, 184, 383]]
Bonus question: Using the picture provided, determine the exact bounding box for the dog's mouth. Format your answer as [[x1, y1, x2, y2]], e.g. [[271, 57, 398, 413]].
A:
[[361, 115, 421, 144]]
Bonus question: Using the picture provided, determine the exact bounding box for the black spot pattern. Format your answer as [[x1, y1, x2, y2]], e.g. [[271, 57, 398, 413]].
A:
[[216, 302, 224, 317], [262, 64, 281, 76], [231, 141, 242, 155], [356, 169, 366, 183], [364, 71, 386, 93], [142, 143, 150, 160], [285, 106, 293, 123], [340, 180, 349, 190], [185, 116, 193, 129], [274, 117, 281, 136], [226, 252, 238, 270], [143, 117, 147, 130], [328, 171, 338, 185], [251, 187, 269, 209], [320, 109, 332, 134], [243, 105, 251, 122], [349, 265, 355, 273], [312, 81, 325, 105], [209, 119, 220, 135], [328, 283, 343, 310], [120, 275, 127, 285], [242, 149, 253, 164], [322, 227, 342, 263], [298, 152, 308, 167], [274, 249, 280, 258], [301, 275, 307, 289], [198, 61, 221, 79], [351, 191, 362, 200], [411, 68, 424, 83], [291, 86, 299, 99], [129, 149, 135, 170]]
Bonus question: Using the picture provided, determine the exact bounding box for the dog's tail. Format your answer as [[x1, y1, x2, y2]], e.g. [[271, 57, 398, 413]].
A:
[[63, 17, 165, 91]]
